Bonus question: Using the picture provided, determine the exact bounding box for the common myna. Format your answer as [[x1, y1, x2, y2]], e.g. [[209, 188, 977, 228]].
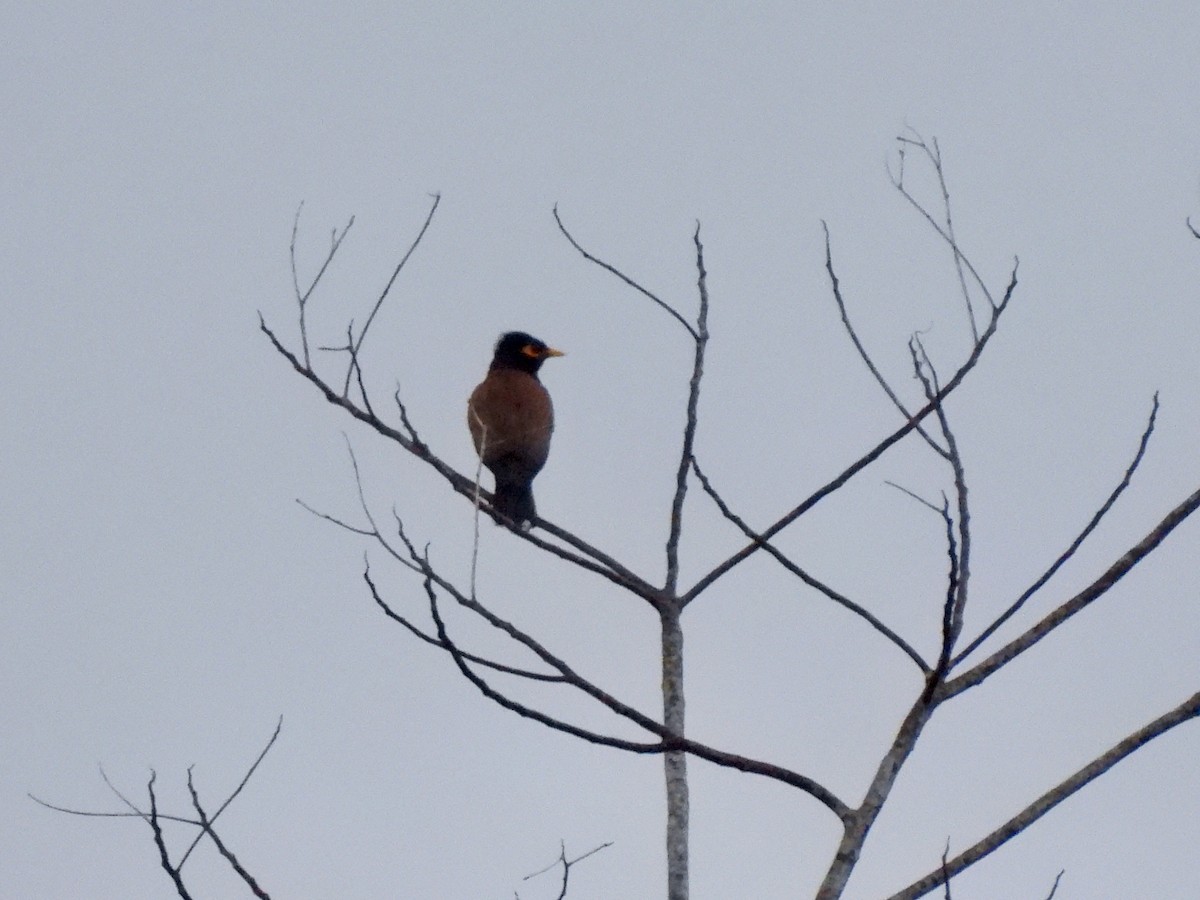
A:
[[467, 331, 564, 527]]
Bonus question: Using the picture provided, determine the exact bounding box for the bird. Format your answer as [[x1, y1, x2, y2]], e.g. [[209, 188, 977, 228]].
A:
[[467, 331, 564, 527]]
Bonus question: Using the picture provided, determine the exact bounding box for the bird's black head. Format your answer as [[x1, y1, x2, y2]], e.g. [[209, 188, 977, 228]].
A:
[[489, 331, 565, 375]]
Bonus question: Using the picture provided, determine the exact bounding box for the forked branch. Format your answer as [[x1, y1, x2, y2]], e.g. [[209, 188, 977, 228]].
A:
[[942, 483, 1200, 701], [953, 394, 1160, 665], [519, 840, 614, 900], [553, 205, 698, 338]]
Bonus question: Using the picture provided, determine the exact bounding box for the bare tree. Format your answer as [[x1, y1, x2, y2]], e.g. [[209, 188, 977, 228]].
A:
[[41, 136, 1198, 898], [254, 134, 1200, 898], [32, 720, 283, 900]]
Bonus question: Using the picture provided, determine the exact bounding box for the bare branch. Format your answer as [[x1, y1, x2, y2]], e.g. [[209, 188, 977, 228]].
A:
[[693, 458, 930, 673], [909, 336, 971, 677], [289, 203, 355, 369], [1188, 216, 1200, 239], [296, 498, 377, 537], [148, 772, 193, 900], [341, 193, 441, 395], [553, 205, 698, 339], [925, 492, 958, 701], [365, 565, 568, 682], [393, 383, 423, 445], [468, 405, 489, 598], [954, 394, 1160, 665], [891, 133, 999, 312], [942, 484, 1200, 701], [886, 691, 1200, 900], [884, 480, 943, 514], [393, 527, 678, 734], [99, 765, 153, 821], [823, 221, 947, 457], [899, 132, 980, 340], [665, 223, 709, 593], [353, 332, 377, 416], [1044, 870, 1065, 900], [27, 793, 197, 827], [410, 542, 687, 740]]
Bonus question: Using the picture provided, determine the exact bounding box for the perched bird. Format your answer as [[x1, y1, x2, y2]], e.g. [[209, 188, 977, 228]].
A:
[[467, 331, 564, 527]]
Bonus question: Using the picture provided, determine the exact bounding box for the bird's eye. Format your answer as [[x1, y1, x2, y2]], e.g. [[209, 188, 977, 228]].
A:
[[521, 344, 541, 358]]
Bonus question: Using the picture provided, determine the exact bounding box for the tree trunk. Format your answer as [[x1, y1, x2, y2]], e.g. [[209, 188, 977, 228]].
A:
[[661, 603, 689, 900]]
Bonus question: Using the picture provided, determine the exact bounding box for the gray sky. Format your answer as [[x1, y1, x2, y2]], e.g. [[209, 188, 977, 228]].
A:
[[4, 4, 1199, 898]]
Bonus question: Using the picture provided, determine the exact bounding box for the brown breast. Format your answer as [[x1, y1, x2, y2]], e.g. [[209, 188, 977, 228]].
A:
[[467, 369, 555, 469]]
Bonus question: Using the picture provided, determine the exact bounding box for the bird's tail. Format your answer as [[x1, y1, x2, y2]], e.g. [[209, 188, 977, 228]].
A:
[[492, 481, 536, 526]]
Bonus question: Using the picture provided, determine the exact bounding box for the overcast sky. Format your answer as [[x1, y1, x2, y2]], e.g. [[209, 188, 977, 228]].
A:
[[5, 4, 1200, 898]]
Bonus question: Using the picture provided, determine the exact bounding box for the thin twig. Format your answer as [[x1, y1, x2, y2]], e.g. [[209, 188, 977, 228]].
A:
[[295, 499, 376, 536], [289, 204, 355, 370], [469, 408, 487, 599], [884, 480, 943, 513], [393, 384, 423, 446], [823, 221, 947, 457], [341, 193, 441, 396], [902, 133, 979, 341], [891, 133, 999, 312], [553, 205, 698, 339], [1044, 870, 1065, 900], [27, 794, 197, 827]]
